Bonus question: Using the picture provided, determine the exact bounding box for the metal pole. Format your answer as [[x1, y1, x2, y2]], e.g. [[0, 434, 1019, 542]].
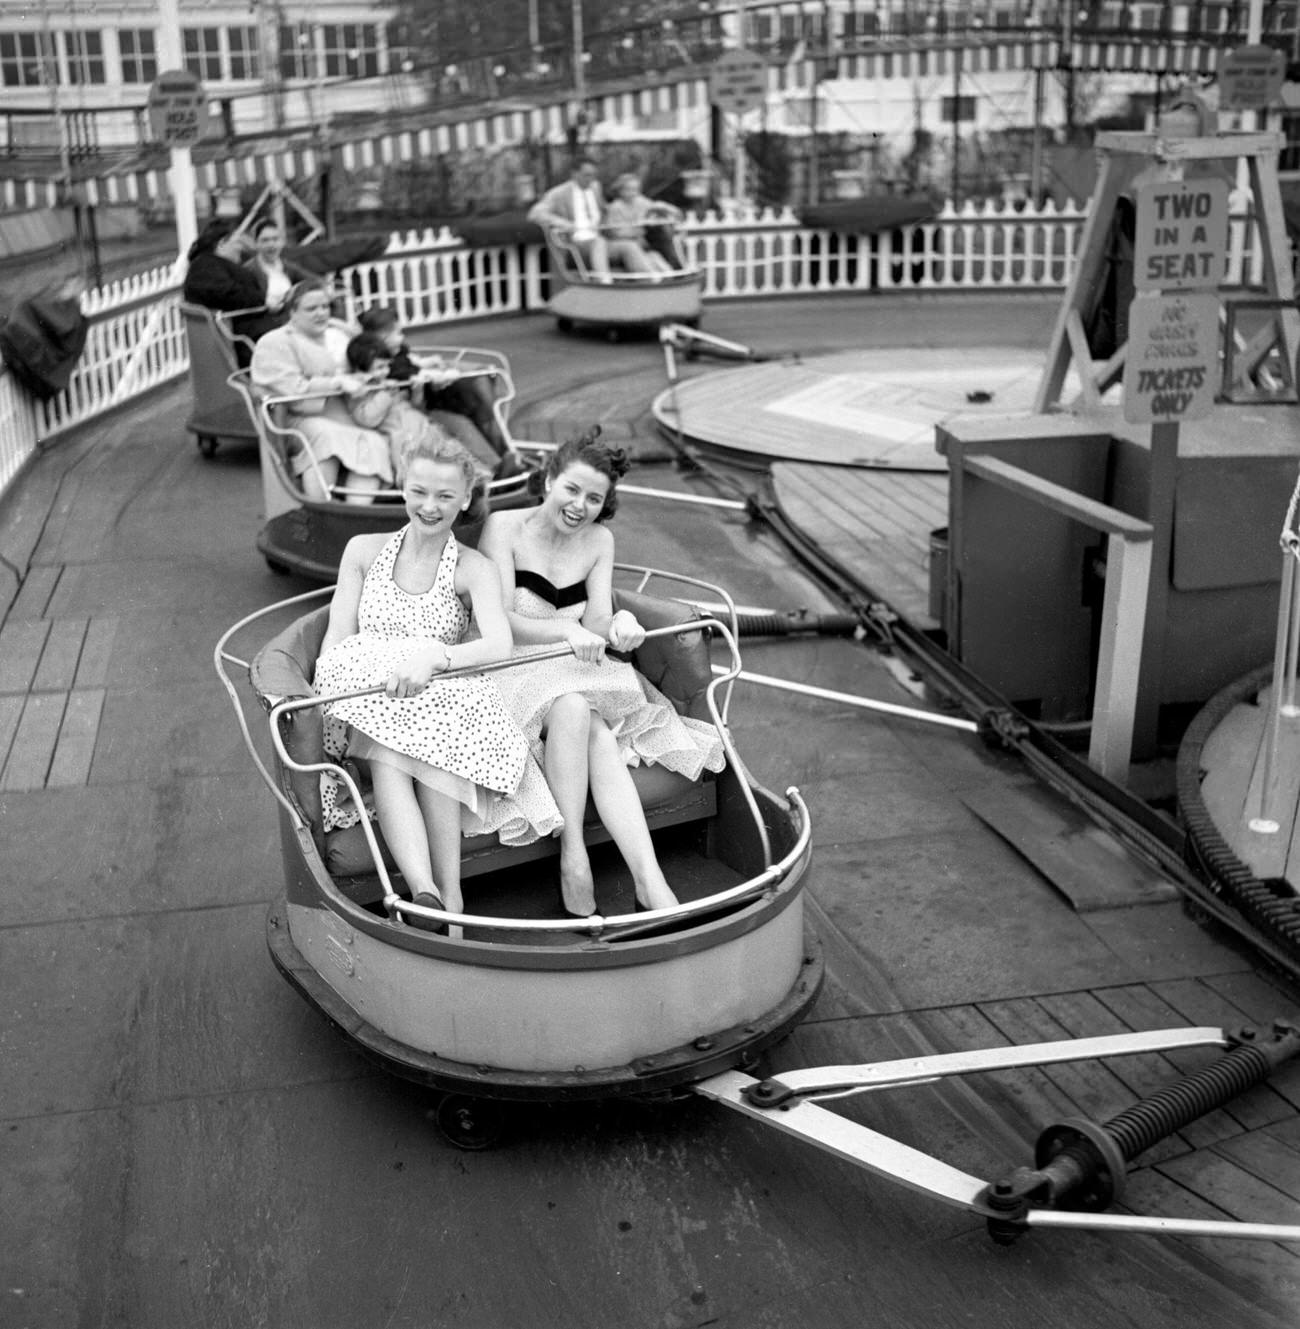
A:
[[1249, 550, 1296, 833], [156, 0, 198, 256], [734, 114, 745, 203], [1284, 552, 1300, 715], [951, 43, 961, 206], [713, 664, 979, 733], [38, 2, 81, 278], [1029, 64, 1044, 205], [572, 0, 585, 102]]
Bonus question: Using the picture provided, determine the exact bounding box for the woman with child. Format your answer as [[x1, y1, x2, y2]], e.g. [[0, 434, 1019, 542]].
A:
[[250, 280, 393, 503]]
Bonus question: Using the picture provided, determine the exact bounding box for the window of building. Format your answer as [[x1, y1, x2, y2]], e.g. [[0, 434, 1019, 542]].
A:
[[386, 20, 413, 73], [278, 23, 314, 79], [119, 29, 156, 85], [227, 26, 259, 80], [321, 24, 380, 79], [63, 29, 105, 84], [183, 27, 222, 81], [0, 31, 45, 87]]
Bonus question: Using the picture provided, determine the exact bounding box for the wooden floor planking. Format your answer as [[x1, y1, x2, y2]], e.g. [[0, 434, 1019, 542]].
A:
[[7, 562, 60, 621], [0, 693, 63, 792], [0, 619, 52, 693], [773, 465, 946, 627], [1156, 1148, 1300, 1226], [1214, 1130, 1300, 1202], [1090, 984, 1250, 1144], [783, 466, 939, 544], [73, 615, 119, 689], [32, 618, 88, 693], [46, 688, 105, 788], [1148, 977, 1299, 1127], [1035, 990, 1219, 1152], [975, 997, 1187, 1163]]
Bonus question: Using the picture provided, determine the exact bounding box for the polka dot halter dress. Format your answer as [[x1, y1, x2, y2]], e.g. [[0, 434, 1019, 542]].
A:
[[313, 528, 562, 845]]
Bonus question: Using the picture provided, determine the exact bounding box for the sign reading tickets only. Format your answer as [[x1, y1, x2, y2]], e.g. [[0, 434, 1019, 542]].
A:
[[1121, 291, 1219, 424], [147, 69, 207, 148], [1133, 177, 1229, 291]]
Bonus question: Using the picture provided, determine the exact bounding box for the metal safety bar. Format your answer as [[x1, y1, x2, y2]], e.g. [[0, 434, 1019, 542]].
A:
[[714, 665, 979, 734], [266, 618, 778, 934], [213, 573, 786, 937]]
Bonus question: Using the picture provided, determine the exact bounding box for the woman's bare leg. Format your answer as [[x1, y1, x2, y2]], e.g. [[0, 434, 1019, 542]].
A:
[[299, 455, 340, 502], [371, 761, 438, 897], [586, 718, 677, 911], [417, 783, 464, 915], [541, 693, 597, 915], [338, 469, 382, 505]]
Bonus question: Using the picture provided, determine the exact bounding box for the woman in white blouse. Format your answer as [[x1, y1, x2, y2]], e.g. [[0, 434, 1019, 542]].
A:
[[250, 280, 392, 503]]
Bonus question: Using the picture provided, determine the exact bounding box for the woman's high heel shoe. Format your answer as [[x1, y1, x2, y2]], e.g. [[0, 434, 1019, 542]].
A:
[[407, 890, 449, 935]]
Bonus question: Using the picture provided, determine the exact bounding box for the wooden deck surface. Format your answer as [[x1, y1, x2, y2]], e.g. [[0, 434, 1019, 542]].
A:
[[771, 463, 948, 628], [657, 347, 1052, 469], [904, 971, 1300, 1269]]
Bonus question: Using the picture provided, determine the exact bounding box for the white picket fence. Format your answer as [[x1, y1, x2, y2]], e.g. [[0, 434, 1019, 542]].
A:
[[0, 194, 1274, 503]]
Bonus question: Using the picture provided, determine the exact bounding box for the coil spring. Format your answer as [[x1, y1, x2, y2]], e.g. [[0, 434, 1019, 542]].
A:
[[1102, 1043, 1273, 1161], [732, 610, 860, 638]]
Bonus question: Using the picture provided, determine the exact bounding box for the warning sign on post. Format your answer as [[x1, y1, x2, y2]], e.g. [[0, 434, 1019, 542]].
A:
[[708, 49, 767, 116], [1121, 292, 1220, 424], [1133, 178, 1229, 292], [146, 69, 207, 148], [1218, 45, 1286, 111]]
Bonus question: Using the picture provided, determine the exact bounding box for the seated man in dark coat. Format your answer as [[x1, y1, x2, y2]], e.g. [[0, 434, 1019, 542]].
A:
[[181, 220, 280, 365]]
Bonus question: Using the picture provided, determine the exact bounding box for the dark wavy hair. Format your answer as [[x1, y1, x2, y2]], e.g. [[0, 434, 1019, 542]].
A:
[[187, 219, 241, 261], [545, 426, 629, 523]]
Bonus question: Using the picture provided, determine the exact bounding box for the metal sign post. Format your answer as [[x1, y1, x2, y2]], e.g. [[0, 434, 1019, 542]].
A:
[[708, 49, 766, 205], [1122, 174, 1228, 754], [149, 0, 206, 258]]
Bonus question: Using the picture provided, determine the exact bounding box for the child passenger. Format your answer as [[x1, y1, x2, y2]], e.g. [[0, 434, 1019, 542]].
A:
[[357, 306, 510, 461], [344, 332, 437, 477]]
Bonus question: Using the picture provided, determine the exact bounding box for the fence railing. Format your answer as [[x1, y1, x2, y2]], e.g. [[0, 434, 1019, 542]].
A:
[[0, 194, 1274, 508]]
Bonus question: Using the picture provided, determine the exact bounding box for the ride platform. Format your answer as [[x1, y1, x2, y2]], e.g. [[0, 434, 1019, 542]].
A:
[[3, 298, 1300, 1325], [652, 344, 1058, 629], [1182, 670, 1300, 890]]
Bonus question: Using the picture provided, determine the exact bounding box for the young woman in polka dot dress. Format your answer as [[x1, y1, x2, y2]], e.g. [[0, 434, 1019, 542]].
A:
[[313, 431, 561, 926], [480, 432, 724, 919]]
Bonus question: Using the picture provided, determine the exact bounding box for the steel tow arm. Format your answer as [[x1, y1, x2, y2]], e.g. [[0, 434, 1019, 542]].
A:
[[693, 1022, 1300, 1245]]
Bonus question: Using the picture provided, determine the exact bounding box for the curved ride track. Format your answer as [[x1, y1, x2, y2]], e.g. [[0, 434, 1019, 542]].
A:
[[2, 295, 1298, 1328]]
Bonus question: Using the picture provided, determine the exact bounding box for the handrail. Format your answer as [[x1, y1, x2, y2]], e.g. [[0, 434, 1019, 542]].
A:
[[231, 373, 534, 508], [0, 194, 1273, 508], [960, 452, 1154, 781]]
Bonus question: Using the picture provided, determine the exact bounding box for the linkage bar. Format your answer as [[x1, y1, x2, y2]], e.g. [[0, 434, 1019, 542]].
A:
[[739, 1028, 1230, 1107]]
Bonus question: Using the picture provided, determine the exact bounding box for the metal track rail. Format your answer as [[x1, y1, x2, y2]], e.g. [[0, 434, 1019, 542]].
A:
[[740, 485, 1300, 990]]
